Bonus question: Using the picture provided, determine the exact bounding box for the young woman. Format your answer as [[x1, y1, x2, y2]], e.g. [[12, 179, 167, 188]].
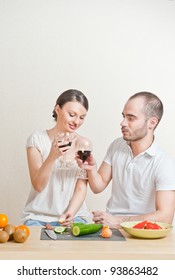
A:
[[21, 89, 91, 226]]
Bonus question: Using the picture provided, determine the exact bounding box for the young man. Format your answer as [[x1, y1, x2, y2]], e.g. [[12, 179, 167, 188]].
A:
[[78, 92, 175, 228]]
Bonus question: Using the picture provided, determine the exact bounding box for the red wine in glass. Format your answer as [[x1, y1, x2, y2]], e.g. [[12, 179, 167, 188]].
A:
[[76, 137, 93, 179], [59, 142, 72, 148], [57, 132, 73, 170], [77, 150, 91, 162]]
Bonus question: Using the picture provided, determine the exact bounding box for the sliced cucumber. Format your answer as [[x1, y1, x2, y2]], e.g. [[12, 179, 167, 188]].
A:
[[54, 226, 67, 234]]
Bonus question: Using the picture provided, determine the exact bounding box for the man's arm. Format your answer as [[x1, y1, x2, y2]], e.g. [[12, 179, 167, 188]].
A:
[[87, 160, 112, 193], [93, 190, 175, 228], [76, 153, 112, 193]]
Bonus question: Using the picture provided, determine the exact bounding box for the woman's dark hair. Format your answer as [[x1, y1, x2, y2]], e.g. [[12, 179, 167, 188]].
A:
[[52, 89, 89, 121]]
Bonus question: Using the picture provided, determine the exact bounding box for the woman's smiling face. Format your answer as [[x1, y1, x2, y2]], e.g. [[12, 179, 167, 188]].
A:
[[55, 101, 87, 132]]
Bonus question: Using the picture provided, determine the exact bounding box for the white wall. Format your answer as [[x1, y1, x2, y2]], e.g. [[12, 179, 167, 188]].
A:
[[0, 0, 175, 225]]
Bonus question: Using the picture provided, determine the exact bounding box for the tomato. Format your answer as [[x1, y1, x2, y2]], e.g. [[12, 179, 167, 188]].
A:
[[133, 220, 147, 229], [145, 222, 162, 230], [16, 225, 30, 236], [0, 213, 8, 228], [133, 220, 162, 230]]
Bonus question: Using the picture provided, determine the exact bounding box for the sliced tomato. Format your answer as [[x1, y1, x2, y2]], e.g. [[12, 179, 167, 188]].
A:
[[133, 220, 147, 229], [145, 222, 162, 230]]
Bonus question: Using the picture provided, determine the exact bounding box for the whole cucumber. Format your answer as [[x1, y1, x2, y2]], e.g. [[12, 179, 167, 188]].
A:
[[71, 223, 103, 236]]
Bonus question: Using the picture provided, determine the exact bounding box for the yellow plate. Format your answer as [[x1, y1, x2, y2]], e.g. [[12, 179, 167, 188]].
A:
[[120, 221, 173, 239]]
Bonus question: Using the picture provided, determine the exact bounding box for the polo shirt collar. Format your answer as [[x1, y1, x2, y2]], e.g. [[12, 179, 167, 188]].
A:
[[127, 137, 159, 157], [145, 138, 159, 156]]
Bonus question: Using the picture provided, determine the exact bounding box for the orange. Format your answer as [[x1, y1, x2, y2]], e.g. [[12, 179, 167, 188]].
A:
[[0, 213, 8, 228], [16, 225, 30, 236]]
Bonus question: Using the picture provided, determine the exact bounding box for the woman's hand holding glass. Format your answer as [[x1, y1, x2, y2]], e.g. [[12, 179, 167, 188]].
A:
[[56, 132, 73, 169], [50, 132, 73, 169]]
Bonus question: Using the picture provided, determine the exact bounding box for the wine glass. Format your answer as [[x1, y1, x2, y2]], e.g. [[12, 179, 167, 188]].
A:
[[76, 137, 93, 179], [57, 132, 73, 169]]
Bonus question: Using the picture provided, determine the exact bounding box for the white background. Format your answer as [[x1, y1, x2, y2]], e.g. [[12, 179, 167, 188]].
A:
[[0, 0, 175, 225]]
